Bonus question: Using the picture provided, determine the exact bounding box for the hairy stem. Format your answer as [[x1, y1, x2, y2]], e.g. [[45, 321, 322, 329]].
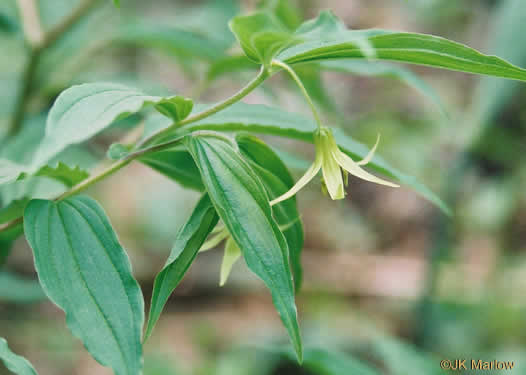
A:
[[271, 59, 324, 129]]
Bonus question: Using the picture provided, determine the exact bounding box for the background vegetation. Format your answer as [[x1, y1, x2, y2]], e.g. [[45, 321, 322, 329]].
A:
[[1, 0, 526, 373]]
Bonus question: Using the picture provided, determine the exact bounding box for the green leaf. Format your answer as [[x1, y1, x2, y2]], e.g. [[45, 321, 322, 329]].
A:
[[206, 55, 258, 83], [113, 0, 120, 7], [471, 0, 526, 126], [229, 12, 294, 65], [0, 160, 89, 188], [0, 197, 28, 264], [23, 196, 144, 375], [107, 143, 133, 160], [167, 102, 448, 214], [145, 194, 218, 340], [276, 11, 526, 81], [258, 0, 303, 31], [33, 83, 192, 166], [139, 146, 204, 191], [0, 198, 29, 225], [319, 60, 446, 115], [30, 162, 89, 187], [184, 133, 302, 362], [0, 338, 38, 375], [0, 12, 18, 33], [236, 134, 304, 290], [154, 96, 193, 123]]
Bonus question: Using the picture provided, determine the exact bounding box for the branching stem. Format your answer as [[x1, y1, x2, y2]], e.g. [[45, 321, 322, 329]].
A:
[[140, 65, 269, 147], [0, 66, 272, 234]]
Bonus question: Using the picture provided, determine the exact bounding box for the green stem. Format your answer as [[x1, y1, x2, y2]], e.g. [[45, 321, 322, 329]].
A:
[[8, 48, 41, 137], [271, 59, 323, 129], [125, 136, 185, 160], [141, 65, 269, 146], [0, 135, 187, 234], [57, 159, 130, 201], [0, 65, 271, 234], [41, 0, 101, 51]]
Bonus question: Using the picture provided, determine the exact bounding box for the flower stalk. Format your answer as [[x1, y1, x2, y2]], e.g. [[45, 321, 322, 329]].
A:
[[269, 60, 399, 204]]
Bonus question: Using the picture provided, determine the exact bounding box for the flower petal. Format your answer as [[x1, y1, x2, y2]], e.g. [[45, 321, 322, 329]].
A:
[[199, 228, 229, 252], [270, 159, 322, 205], [219, 238, 241, 286], [357, 134, 380, 166], [321, 145, 345, 200], [333, 149, 400, 188]]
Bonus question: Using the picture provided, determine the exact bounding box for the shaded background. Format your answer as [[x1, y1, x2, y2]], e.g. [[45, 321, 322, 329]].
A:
[[1, 0, 526, 373]]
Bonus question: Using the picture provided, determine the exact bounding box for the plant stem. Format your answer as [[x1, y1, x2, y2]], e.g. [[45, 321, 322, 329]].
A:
[[57, 159, 130, 201], [1, 64, 272, 234], [8, 48, 41, 137], [125, 136, 185, 160], [141, 65, 269, 146], [0, 135, 187, 234], [41, 0, 101, 51], [17, 0, 44, 46], [8, 0, 101, 137], [271, 59, 324, 129]]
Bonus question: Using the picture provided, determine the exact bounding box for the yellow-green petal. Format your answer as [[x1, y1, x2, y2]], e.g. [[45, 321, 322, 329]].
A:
[[320, 138, 345, 200], [333, 148, 400, 188], [270, 158, 322, 205], [199, 228, 229, 252], [220, 238, 241, 286], [357, 134, 380, 166]]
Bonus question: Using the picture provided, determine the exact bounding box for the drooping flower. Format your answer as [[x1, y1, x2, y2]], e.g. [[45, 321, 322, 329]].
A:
[[200, 226, 241, 287], [270, 127, 399, 205], [200, 219, 300, 285]]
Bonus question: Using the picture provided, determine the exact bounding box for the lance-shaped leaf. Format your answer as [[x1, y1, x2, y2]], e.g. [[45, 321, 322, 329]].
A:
[[139, 146, 204, 191], [236, 134, 304, 291], [23, 196, 144, 375], [276, 10, 526, 81], [145, 194, 218, 340], [167, 102, 448, 214], [184, 133, 302, 362], [0, 338, 38, 375], [33, 83, 192, 166]]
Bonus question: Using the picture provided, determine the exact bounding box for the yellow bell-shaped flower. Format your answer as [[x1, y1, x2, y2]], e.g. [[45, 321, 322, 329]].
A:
[[271, 127, 399, 205]]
